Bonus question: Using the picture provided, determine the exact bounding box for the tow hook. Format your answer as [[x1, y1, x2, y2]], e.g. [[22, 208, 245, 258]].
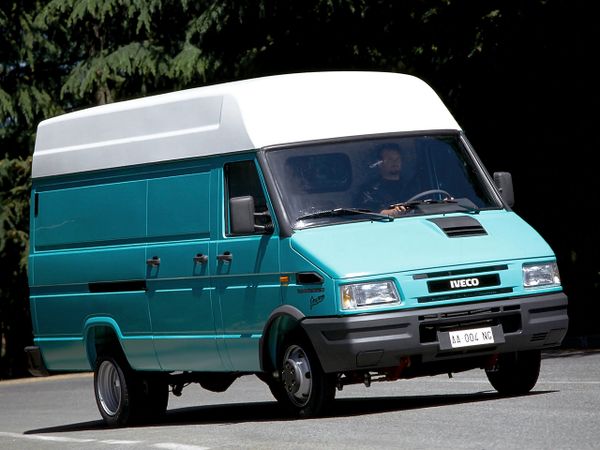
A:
[[485, 353, 500, 372]]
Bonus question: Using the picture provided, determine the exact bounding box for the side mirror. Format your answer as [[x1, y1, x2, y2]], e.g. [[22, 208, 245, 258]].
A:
[[493, 172, 514, 208], [229, 196, 273, 234]]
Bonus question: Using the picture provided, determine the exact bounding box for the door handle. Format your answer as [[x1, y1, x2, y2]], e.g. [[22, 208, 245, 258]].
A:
[[216, 252, 232, 262], [146, 256, 161, 267], [193, 253, 209, 264]]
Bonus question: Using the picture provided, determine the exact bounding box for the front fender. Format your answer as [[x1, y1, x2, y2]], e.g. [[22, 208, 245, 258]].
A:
[[259, 305, 305, 373]]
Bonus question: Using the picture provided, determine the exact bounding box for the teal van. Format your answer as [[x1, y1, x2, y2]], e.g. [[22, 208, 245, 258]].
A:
[[26, 72, 568, 425]]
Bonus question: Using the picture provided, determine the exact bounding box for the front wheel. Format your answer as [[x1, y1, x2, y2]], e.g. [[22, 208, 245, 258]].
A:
[[485, 350, 541, 396], [273, 335, 335, 418]]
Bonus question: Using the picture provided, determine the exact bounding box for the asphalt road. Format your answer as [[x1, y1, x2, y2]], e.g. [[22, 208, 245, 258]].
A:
[[1, 350, 599, 449]]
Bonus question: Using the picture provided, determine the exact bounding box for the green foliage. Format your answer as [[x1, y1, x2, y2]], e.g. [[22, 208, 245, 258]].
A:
[[35, 0, 173, 104], [1, 0, 56, 378], [170, 43, 214, 85], [0, 157, 31, 270], [0, 88, 17, 130], [1, 0, 595, 378]]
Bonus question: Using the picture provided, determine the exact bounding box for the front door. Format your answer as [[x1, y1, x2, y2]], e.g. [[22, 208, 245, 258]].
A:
[[211, 159, 281, 371]]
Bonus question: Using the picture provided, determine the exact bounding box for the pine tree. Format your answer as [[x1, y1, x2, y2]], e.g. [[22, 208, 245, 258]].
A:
[[2, 0, 579, 379], [0, 0, 61, 378]]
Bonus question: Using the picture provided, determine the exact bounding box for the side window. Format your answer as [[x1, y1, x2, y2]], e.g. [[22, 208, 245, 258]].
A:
[[224, 160, 272, 235]]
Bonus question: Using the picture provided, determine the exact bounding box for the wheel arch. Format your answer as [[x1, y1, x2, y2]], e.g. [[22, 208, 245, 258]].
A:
[[259, 305, 306, 374], [83, 317, 127, 369]]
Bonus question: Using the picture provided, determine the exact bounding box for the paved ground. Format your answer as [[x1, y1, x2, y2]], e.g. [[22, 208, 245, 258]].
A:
[[1, 349, 599, 449]]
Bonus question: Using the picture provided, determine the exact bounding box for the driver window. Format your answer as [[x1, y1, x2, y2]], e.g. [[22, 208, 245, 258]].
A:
[[224, 160, 270, 235]]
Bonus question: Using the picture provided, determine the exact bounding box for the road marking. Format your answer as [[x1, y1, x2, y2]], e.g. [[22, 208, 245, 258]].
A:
[[0, 432, 95, 443], [154, 444, 211, 450], [0, 432, 208, 448], [0, 431, 210, 450]]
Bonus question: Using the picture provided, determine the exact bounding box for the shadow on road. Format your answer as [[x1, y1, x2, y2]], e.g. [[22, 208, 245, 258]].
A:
[[24, 389, 555, 434], [543, 348, 600, 359]]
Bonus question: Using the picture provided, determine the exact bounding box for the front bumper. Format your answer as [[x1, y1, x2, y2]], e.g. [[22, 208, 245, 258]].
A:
[[301, 292, 568, 373]]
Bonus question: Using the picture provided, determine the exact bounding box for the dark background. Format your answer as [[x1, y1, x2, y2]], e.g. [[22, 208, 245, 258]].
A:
[[1, 0, 598, 379]]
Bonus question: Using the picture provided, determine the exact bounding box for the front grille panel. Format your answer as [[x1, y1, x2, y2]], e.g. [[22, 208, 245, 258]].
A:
[[418, 304, 522, 344], [411, 263, 511, 305], [427, 273, 501, 294], [418, 287, 513, 303], [413, 265, 508, 280]]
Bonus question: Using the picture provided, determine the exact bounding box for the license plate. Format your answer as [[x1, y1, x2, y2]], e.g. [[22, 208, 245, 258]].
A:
[[448, 327, 495, 348]]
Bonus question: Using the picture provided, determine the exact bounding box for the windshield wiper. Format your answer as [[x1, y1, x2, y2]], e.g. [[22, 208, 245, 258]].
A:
[[297, 208, 394, 222]]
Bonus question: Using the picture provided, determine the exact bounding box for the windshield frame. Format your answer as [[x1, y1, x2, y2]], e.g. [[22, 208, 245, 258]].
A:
[[257, 130, 505, 237]]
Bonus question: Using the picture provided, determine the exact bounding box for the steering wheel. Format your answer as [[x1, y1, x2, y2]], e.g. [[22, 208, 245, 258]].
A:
[[404, 189, 453, 203]]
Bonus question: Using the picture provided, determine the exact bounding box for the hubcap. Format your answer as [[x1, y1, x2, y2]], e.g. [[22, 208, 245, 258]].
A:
[[96, 360, 122, 416], [281, 345, 312, 406]]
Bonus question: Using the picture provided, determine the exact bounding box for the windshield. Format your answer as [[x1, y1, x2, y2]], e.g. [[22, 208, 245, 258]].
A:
[[264, 134, 501, 229]]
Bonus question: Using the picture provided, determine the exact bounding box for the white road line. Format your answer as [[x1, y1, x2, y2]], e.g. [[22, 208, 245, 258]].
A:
[[0, 431, 95, 443], [153, 444, 211, 450], [0, 432, 211, 449]]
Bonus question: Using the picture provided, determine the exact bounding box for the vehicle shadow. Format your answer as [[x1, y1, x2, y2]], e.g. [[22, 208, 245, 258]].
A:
[[542, 348, 600, 359], [24, 389, 555, 434]]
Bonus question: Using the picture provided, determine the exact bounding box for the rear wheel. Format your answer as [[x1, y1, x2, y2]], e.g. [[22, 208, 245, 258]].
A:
[[485, 350, 541, 396], [138, 374, 169, 419], [272, 334, 335, 418], [94, 356, 133, 426], [94, 356, 168, 426]]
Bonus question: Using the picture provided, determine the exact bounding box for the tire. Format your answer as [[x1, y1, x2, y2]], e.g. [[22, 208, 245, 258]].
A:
[[485, 350, 541, 396], [94, 356, 168, 427], [138, 374, 169, 420], [272, 334, 335, 418]]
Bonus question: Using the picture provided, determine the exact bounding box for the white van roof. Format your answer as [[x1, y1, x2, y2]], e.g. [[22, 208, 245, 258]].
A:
[[32, 71, 461, 179]]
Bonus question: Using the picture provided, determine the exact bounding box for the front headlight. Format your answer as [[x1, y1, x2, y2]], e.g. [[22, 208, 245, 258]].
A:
[[341, 281, 400, 310], [523, 261, 561, 288]]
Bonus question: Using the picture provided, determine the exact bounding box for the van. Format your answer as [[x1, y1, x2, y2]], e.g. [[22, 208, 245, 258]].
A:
[[25, 72, 568, 425]]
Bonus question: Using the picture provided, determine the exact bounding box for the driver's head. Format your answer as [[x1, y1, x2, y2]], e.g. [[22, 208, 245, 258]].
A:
[[378, 144, 402, 180]]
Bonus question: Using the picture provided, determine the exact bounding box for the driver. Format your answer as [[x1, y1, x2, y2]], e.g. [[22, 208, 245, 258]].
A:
[[355, 143, 419, 216]]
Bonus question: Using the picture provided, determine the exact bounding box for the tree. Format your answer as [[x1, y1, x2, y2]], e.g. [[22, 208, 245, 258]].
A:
[[2, 0, 597, 378], [1, 1, 54, 378]]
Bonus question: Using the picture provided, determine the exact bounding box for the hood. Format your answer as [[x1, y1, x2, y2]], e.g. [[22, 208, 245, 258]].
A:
[[290, 211, 554, 279]]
